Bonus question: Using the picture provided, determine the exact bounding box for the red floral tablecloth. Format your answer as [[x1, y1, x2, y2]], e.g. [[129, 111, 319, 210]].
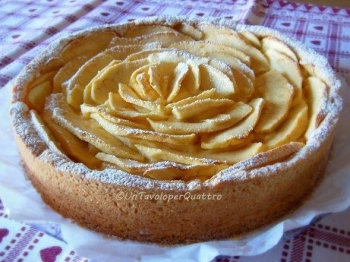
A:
[[0, 0, 350, 261]]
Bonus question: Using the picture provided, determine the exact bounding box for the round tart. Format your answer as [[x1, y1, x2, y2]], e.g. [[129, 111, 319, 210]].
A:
[[10, 17, 342, 244]]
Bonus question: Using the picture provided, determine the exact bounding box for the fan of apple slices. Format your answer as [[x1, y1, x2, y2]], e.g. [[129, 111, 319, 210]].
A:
[[25, 22, 329, 181]]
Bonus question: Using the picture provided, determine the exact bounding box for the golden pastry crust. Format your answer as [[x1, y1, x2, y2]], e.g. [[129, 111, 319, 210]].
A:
[[10, 17, 342, 244]]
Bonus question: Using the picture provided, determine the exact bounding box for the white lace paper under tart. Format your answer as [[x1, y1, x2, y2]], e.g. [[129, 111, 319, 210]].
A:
[[0, 75, 349, 262]]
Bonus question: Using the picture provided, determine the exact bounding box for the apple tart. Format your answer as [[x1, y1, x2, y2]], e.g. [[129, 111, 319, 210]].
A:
[[11, 17, 342, 244]]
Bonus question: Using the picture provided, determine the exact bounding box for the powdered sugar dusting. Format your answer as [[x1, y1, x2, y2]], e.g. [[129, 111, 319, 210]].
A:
[[10, 16, 342, 191]]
